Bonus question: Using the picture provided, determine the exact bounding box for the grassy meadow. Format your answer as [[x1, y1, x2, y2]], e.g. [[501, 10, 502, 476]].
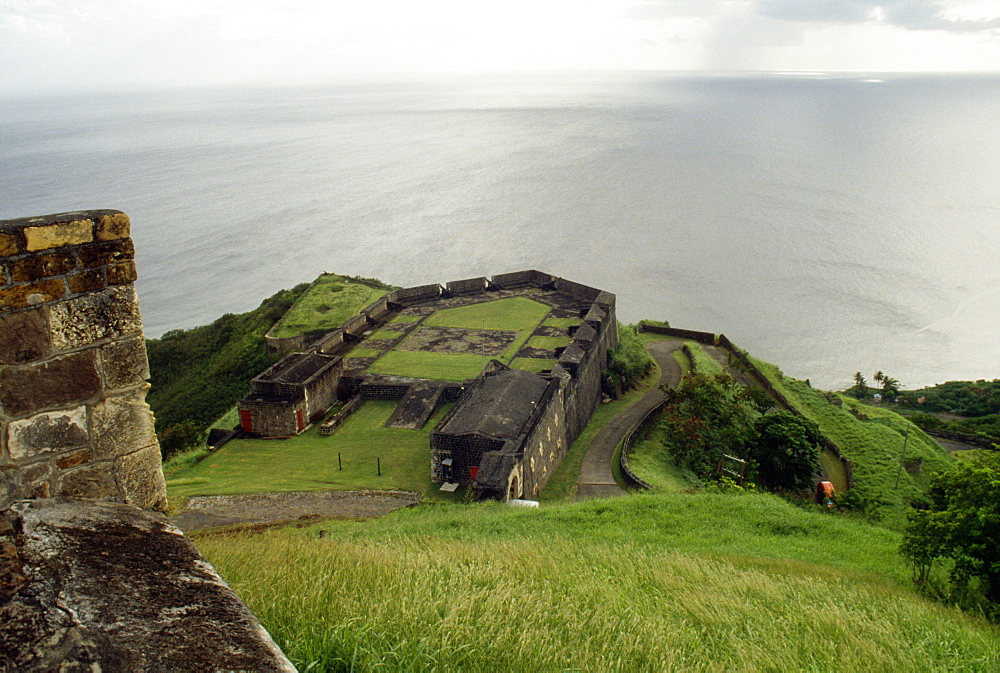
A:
[[196, 492, 1000, 672], [165, 401, 457, 503], [270, 274, 390, 339]]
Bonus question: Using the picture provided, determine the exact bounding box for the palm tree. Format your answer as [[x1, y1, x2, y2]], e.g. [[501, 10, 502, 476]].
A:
[[881, 376, 900, 400], [852, 372, 868, 399], [873, 371, 885, 386]]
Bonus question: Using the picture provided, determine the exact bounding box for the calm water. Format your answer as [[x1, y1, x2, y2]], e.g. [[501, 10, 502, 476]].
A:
[[2, 72, 999, 389]]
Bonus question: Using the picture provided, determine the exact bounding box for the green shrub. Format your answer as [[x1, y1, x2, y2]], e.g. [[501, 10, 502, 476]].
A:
[[602, 323, 654, 398]]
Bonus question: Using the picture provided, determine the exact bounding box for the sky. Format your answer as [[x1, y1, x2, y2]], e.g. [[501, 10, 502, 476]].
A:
[[1, 0, 999, 92]]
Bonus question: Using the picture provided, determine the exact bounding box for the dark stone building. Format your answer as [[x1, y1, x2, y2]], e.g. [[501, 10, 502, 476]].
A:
[[238, 352, 340, 437]]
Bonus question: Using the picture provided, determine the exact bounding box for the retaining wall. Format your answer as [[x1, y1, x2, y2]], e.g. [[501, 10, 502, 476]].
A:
[[0, 211, 166, 511]]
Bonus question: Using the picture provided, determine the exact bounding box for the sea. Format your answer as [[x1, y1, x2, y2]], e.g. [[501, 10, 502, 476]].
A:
[[2, 71, 999, 390]]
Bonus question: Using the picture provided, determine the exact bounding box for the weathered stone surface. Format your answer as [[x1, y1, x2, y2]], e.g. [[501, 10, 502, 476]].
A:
[[7, 407, 88, 461], [0, 351, 101, 417], [114, 445, 167, 510], [95, 213, 130, 241], [91, 389, 157, 459], [0, 232, 21, 256], [100, 336, 150, 390], [106, 260, 137, 285], [0, 308, 51, 364], [67, 267, 106, 294], [8, 251, 78, 283], [23, 220, 93, 252], [75, 238, 134, 268], [0, 277, 66, 311], [58, 464, 117, 501], [2, 499, 295, 671], [56, 449, 92, 470], [48, 284, 142, 350]]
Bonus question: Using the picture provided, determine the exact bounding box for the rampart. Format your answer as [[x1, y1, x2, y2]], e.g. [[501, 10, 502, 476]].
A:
[[0, 210, 294, 670], [0, 211, 166, 510]]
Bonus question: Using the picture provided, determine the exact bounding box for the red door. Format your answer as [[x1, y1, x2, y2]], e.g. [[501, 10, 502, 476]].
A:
[[239, 409, 253, 433], [296, 409, 305, 433]]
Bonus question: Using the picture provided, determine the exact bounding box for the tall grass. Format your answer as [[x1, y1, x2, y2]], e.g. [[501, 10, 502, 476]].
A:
[[198, 493, 1000, 671]]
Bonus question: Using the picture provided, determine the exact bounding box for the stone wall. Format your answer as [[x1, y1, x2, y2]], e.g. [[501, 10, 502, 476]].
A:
[[0, 211, 166, 511]]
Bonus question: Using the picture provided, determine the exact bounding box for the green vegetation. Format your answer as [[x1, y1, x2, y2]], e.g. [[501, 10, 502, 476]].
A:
[[509, 357, 557, 373], [897, 379, 1000, 417], [146, 285, 309, 456], [367, 351, 487, 381], [343, 347, 382, 359], [196, 492, 1000, 671], [751, 357, 954, 527], [165, 401, 454, 502], [902, 452, 1000, 609], [905, 412, 1000, 442], [686, 341, 724, 375], [367, 329, 405, 341], [543, 316, 582, 328], [423, 297, 550, 331], [269, 274, 392, 339], [602, 323, 655, 398], [525, 334, 571, 350]]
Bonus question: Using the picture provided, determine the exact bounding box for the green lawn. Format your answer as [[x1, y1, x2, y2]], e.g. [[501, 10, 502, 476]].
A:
[[344, 347, 383, 359], [165, 401, 455, 502], [510, 357, 557, 373], [423, 297, 550, 331], [543, 316, 583, 328], [526, 335, 572, 350], [367, 351, 488, 381], [368, 329, 405, 341], [389, 314, 421, 324], [269, 274, 388, 339]]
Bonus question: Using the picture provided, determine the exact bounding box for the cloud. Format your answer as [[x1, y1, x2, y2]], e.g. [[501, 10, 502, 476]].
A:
[[625, 0, 1000, 33]]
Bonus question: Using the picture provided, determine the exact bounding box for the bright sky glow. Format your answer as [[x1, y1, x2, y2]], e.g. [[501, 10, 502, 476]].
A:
[[1, 0, 999, 92]]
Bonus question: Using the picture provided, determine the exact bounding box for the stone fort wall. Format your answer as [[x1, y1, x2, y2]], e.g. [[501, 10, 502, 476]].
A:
[[0, 211, 166, 511]]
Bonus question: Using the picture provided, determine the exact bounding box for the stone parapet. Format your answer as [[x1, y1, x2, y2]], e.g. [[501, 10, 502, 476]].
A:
[[0, 211, 166, 511]]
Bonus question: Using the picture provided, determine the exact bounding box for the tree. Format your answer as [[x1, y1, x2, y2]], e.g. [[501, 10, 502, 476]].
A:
[[900, 452, 1000, 603], [874, 371, 885, 386], [657, 372, 761, 475], [850, 372, 868, 399], [881, 376, 901, 401], [747, 412, 822, 491]]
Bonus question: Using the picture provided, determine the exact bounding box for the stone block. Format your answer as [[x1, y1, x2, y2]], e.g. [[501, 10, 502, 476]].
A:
[[0, 277, 66, 311], [7, 406, 89, 461], [0, 351, 101, 418], [24, 219, 94, 252], [56, 449, 92, 470], [100, 336, 150, 390], [0, 232, 22, 256], [0, 308, 52, 364], [95, 213, 130, 241], [106, 261, 137, 286], [67, 267, 107, 294], [8, 251, 79, 283], [59, 463, 118, 500], [114, 445, 167, 510], [48, 285, 142, 350], [91, 388, 157, 459], [76, 239, 134, 269]]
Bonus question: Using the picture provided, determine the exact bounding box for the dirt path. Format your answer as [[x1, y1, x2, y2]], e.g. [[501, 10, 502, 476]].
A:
[[576, 339, 684, 500], [170, 490, 420, 534]]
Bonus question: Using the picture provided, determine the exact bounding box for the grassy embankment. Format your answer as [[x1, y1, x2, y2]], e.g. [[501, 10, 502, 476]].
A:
[[268, 273, 391, 339], [749, 357, 953, 527], [196, 492, 1000, 672]]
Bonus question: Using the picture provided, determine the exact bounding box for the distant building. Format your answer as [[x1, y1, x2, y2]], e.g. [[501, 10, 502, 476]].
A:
[[238, 352, 341, 437]]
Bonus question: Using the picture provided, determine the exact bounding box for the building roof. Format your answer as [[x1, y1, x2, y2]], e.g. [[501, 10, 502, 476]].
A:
[[254, 352, 339, 385], [435, 369, 551, 440]]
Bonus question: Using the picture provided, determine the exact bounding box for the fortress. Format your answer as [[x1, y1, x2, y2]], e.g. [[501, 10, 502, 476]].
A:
[[239, 271, 618, 500]]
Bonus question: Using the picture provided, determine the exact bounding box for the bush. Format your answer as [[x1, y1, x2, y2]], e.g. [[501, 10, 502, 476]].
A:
[[602, 324, 654, 398]]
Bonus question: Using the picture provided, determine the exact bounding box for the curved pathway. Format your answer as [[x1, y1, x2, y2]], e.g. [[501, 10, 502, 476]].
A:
[[575, 339, 684, 500]]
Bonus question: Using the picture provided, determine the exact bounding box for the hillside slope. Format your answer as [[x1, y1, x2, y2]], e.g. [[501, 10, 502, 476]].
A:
[[196, 492, 1000, 672]]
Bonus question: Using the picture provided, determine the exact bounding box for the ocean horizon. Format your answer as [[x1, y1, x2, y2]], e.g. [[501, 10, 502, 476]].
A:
[[3, 71, 998, 390]]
